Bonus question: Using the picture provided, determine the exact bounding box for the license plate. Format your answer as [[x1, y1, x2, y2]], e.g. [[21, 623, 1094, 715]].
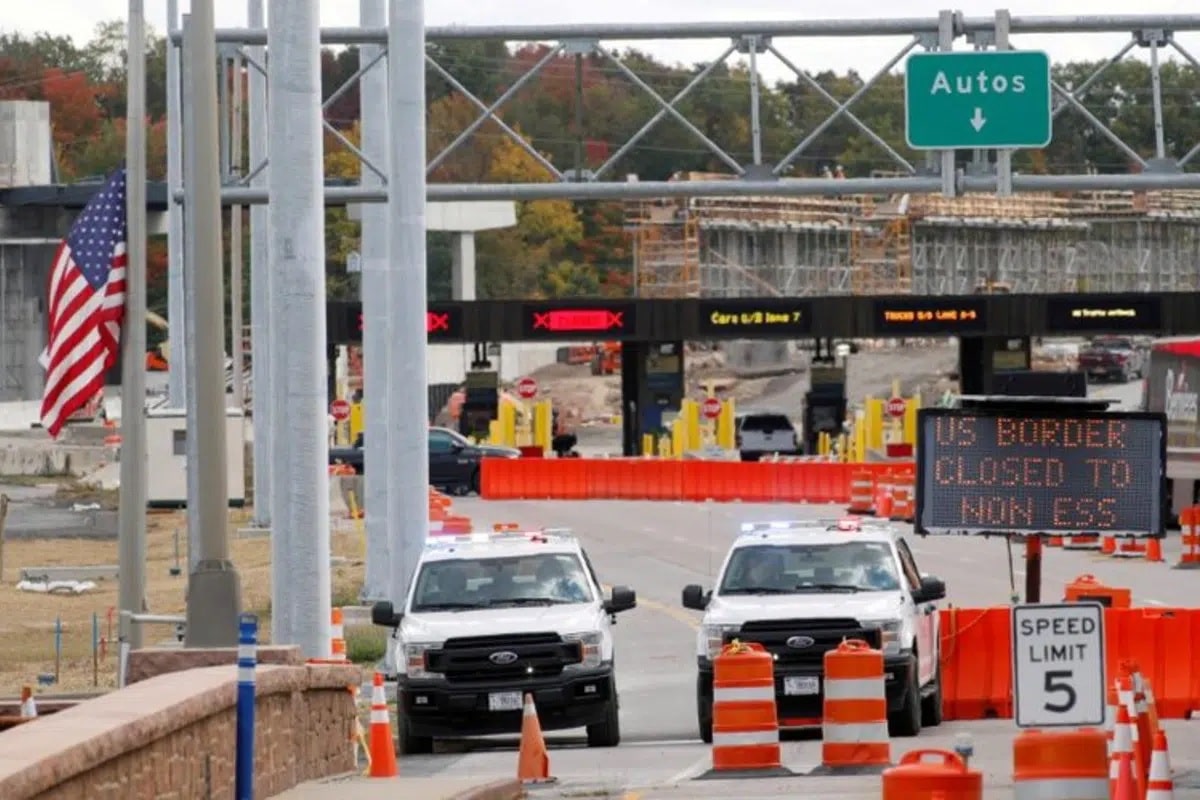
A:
[[784, 676, 820, 696], [487, 691, 524, 712]]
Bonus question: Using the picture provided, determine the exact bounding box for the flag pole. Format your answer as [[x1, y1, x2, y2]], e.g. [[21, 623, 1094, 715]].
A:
[[118, 0, 149, 650]]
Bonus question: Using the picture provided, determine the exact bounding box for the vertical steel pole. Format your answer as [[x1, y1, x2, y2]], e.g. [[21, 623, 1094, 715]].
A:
[[1149, 37, 1168, 160], [995, 10, 1013, 197], [180, 13, 201, 572], [183, 0, 243, 648], [268, 0, 332, 657], [119, 0, 149, 651], [387, 0, 430, 609], [359, 0, 390, 603], [938, 10, 956, 198], [165, 0, 187, 406], [235, 613, 257, 800], [747, 37, 763, 166], [247, 0, 271, 528], [230, 52, 245, 411]]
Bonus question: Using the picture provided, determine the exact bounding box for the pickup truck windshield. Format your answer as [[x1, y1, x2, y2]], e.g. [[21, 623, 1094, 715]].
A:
[[411, 553, 594, 610], [719, 541, 901, 594]]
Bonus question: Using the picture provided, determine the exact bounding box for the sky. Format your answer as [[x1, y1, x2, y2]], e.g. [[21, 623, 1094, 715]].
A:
[[3, 1, 1200, 83]]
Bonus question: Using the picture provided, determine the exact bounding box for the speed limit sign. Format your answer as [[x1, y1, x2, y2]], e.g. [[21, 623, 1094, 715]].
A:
[[1011, 603, 1105, 728]]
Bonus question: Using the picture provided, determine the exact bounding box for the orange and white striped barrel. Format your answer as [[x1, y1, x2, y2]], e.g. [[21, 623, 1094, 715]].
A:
[[330, 607, 347, 662], [821, 639, 890, 768], [710, 640, 781, 772], [888, 475, 914, 522], [1178, 506, 1200, 567], [1013, 728, 1108, 800], [847, 470, 875, 514]]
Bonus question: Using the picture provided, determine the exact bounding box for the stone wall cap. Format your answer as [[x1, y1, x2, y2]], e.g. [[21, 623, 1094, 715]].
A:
[[0, 662, 361, 799]]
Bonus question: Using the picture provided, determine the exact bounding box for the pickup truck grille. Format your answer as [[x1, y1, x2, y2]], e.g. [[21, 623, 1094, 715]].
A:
[[726, 618, 882, 667], [427, 632, 582, 683]]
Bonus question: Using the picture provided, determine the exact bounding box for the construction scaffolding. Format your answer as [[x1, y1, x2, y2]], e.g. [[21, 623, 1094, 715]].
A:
[[626, 173, 1200, 298]]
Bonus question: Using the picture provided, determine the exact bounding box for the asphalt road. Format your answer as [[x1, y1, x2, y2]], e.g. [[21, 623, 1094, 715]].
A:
[[382, 483, 1200, 798], [366, 377, 1196, 798]]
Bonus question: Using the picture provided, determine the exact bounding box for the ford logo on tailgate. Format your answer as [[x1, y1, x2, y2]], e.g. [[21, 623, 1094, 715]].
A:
[[785, 636, 815, 649], [489, 651, 519, 665]]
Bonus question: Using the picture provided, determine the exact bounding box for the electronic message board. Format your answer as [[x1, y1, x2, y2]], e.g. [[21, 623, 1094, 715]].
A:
[[1045, 295, 1163, 333], [696, 299, 814, 337], [872, 297, 988, 336], [915, 408, 1166, 536], [520, 302, 637, 339], [325, 301, 463, 343]]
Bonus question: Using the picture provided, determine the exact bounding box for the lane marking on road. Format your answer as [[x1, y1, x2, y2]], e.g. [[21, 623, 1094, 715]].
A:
[[663, 754, 712, 785]]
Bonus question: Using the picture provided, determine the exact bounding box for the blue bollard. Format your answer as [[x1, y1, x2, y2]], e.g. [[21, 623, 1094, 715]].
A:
[[236, 614, 258, 800]]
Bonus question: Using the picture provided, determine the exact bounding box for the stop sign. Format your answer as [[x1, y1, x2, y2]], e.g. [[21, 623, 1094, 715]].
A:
[[701, 397, 722, 420], [330, 398, 352, 421], [516, 377, 538, 400], [885, 397, 907, 418]]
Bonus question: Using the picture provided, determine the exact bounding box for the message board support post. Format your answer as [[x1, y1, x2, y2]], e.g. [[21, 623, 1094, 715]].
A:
[[1024, 535, 1042, 604]]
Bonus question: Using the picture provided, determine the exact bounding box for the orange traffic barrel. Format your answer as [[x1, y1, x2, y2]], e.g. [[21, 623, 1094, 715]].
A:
[[820, 638, 890, 770], [882, 749, 981, 800], [847, 470, 875, 514], [1177, 506, 1200, 568], [1013, 728, 1108, 800], [889, 475, 915, 523], [710, 640, 782, 773]]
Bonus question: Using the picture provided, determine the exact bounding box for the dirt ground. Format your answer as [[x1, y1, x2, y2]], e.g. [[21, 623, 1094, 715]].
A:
[[0, 509, 367, 697], [530, 342, 962, 423]]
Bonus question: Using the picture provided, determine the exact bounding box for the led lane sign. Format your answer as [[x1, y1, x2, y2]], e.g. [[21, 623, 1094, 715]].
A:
[[1045, 295, 1163, 333], [326, 301, 463, 343], [915, 409, 1166, 536], [872, 297, 988, 336], [520, 302, 637, 339], [696, 299, 813, 337]]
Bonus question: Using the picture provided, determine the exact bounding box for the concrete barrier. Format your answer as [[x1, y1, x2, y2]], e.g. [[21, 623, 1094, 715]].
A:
[[0, 662, 361, 800]]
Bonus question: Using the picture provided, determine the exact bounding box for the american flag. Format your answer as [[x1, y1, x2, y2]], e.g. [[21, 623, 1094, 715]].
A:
[[39, 168, 128, 438]]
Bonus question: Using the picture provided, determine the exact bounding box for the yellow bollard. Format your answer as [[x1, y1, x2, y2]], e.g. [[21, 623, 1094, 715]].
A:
[[349, 400, 364, 445], [716, 397, 736, 450]]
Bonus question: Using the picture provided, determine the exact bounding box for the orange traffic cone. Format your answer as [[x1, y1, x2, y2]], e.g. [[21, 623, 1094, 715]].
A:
[[1111, 704, 1138, 800], [1146, 730, 1174, 800], [517, 693, 555, 785], [367, 672, 398, 778]]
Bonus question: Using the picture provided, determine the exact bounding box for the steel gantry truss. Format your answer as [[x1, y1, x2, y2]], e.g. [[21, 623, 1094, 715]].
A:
[[173, 11, 1200, 207]]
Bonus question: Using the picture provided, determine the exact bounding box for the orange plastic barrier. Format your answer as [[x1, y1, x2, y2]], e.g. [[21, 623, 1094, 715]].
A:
[[889, 470, 915, 523], [1063, 574, 1131, 609], [1012, 729, 1108, 800], [710, 641, 781, 773], [882, 750, 981, 800], [939, 607, 1200, 722], [480, 458, 912, 503]]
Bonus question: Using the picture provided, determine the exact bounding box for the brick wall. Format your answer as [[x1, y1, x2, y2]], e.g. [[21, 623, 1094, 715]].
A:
[[0, 663, 361, 800]]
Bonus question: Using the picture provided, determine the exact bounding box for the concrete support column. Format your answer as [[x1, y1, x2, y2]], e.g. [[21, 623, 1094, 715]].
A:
[[450, 232, 476, 301]]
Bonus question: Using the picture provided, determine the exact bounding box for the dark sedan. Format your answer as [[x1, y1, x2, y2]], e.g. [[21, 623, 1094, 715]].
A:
[[329, 426, 520, 495]]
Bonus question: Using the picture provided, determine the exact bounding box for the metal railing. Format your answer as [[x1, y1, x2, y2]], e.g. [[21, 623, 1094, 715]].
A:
[[116, 611, 187, 688]]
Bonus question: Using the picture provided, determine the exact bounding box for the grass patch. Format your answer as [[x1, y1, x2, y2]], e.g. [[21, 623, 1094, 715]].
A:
[[345, 624, 388, 665], [0, 510, 366, 695], [0, 474, 75, 487]]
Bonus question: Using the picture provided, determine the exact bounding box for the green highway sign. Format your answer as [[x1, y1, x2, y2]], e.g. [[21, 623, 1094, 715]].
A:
[[904, 50, 1052, 150]]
